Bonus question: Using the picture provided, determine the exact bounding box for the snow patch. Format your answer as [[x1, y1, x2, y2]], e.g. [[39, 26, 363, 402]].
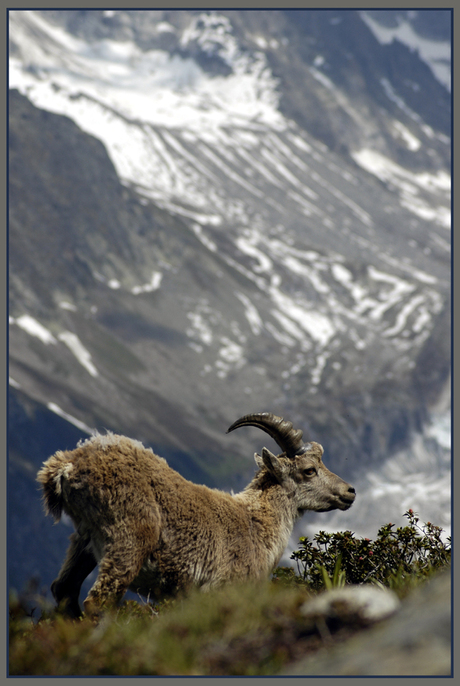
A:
[[186, 311, 213, 346], [235, 292, 263, 335], [270, 288, 335, 347], [286, 132, 312, 154], [265, 322, 296, 348], [391, 120, 421, 151], [236, 236, 273, 274], [361, 11, 451, 91], [383, 294, 426, 337], [215, 337, 246, 378], [10, 10, 284, 134], [47, 402, 94, 434], [367, 266, 415, 321], [352, 148, 450, 229], [311, 351, 330, 385], [132, 272, 163, 294], [57, 331, 99, 377], [156, 22, 175, 34], [59, 301, 77, 311], [191, 223, 218, 253], [14, 315, 57, 345], [218, 337, 245, 364]]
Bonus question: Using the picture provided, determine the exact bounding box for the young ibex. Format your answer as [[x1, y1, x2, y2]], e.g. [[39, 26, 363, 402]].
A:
[[37, 412, 355, 617]]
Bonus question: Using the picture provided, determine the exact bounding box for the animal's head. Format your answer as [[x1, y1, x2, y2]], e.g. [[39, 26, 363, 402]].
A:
[[227, 412, 355, 515]]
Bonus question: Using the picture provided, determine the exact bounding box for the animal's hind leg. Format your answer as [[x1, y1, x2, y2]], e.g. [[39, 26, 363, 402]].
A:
[[51, 533, 97, 618], [82, 537, 151, 617]]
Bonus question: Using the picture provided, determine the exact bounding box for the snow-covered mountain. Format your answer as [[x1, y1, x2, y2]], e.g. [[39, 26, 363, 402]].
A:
[[8, 9, 451, 595]]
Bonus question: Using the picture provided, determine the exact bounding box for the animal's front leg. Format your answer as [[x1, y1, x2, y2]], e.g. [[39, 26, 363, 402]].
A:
[[82, 537, 151, 617]]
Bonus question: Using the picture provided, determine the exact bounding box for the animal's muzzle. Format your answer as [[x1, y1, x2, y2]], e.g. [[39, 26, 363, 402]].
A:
[[339, 485, 356, 509]]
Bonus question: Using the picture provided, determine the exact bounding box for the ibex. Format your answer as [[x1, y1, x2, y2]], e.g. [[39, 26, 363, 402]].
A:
[[37, 413, 355, 617]]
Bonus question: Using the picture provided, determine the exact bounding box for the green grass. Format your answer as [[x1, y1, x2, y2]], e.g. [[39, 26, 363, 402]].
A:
[[10, 582, 315, 676], [9, 511, 450, 676]]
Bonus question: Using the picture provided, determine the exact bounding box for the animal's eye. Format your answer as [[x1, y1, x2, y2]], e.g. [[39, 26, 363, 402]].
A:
[[303, 467, 316, 477]]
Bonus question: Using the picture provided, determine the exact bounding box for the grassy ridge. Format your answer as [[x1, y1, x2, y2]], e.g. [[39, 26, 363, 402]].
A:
[[10, 583, 317, 676], [9, 511, 451, 676]]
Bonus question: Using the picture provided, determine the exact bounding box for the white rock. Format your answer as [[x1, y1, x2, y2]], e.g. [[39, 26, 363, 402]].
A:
[[301, 585, 400, 625]]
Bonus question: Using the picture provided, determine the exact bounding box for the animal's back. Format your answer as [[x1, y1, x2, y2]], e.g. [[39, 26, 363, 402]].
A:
[[38, 431, 262, 597], [37, 432, 245, 539], [37, 433, 171, 529]]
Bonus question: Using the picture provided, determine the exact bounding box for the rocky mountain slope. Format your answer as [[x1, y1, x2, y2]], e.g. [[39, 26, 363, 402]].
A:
[[8, 9, 451, 595]]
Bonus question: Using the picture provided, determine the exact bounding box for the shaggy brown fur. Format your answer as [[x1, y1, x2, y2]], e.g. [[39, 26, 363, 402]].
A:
[[37, 426, 355, 617]]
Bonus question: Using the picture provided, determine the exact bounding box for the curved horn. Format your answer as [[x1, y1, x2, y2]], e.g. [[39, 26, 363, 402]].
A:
[[226, 412, 306, 458]]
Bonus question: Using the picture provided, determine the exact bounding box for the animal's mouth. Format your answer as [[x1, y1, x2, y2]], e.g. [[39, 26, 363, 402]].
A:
[[338, 494, 356, 510], [297, 491, 356, 516], [309, 494, 355, 514]]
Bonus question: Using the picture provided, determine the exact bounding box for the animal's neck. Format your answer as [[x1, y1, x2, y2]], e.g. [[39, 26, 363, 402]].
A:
[[256, 486, 297, 568], [244, 470, 298, 515], [236, 477, 297, 551]]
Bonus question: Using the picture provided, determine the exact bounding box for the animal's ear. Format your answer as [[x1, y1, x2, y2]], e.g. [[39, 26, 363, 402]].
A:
[[254, 452, 264, 469], [261, 447, 288, 483]]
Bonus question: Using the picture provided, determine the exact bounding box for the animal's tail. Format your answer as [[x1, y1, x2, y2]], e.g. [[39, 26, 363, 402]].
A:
[[36, 451, 74, 522]]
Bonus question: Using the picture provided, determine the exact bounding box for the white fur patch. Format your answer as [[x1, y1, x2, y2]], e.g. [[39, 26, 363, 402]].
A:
[[53, 462, 73, 493], [78, 431, 150, 453]]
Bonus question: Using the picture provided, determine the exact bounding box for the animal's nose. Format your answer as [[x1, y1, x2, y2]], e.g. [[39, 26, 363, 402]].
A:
[[347, 486, 356, 496]]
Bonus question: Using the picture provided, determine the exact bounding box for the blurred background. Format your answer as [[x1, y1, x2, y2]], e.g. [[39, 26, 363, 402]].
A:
[[8, 9, 451, 601]]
